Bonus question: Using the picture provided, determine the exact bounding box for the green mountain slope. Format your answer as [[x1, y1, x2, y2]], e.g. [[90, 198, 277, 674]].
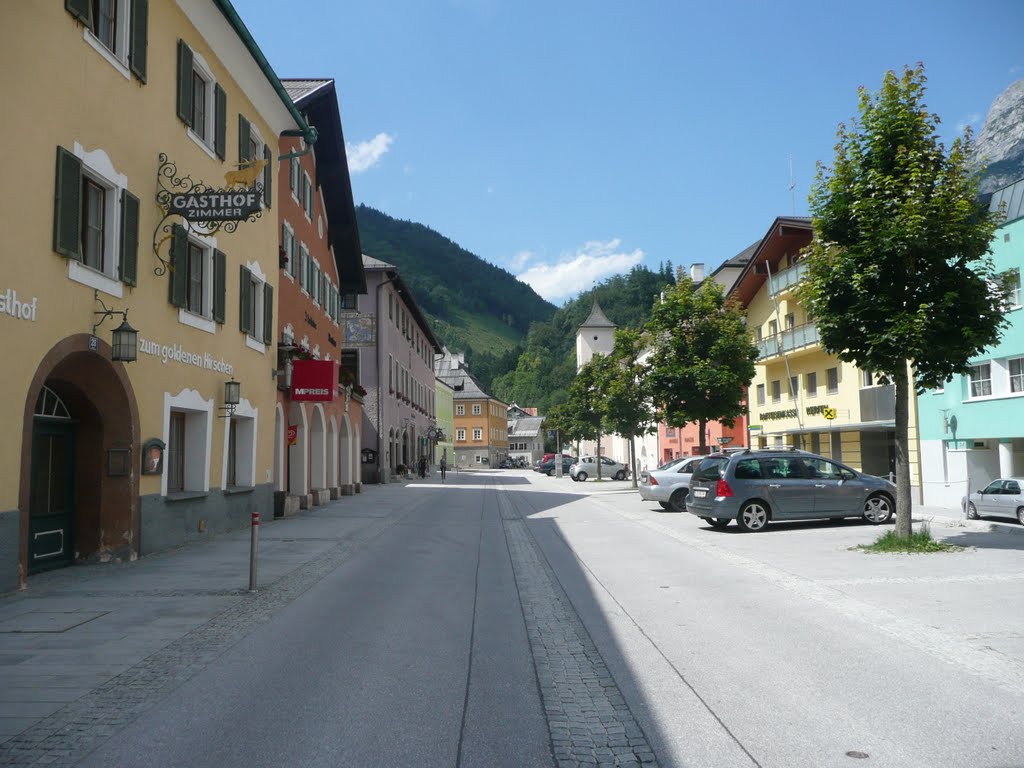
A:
[[355, 205, 556, 353]]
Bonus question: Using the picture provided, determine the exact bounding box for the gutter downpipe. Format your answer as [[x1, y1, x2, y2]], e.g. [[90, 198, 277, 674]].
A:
[[376, 273, 398, 483]]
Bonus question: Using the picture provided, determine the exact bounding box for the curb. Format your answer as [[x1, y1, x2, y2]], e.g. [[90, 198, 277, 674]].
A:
[[913, 512, 1024, 537]]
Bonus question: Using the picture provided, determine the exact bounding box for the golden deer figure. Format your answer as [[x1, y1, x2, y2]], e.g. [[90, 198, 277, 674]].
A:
[[224, 158, 268, 188]]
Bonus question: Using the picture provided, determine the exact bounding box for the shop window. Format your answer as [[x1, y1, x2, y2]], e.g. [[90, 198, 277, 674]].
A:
[[67, 0, 148, 82], [167, 412, 186, 493], [53, 144, 138, 297], [223, 409, 256, 489], [164, 390, 213, 496]]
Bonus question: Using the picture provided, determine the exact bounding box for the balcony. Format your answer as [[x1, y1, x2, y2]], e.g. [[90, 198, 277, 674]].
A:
[[756, 321, 820, 360], [768, 260, 809, 297]]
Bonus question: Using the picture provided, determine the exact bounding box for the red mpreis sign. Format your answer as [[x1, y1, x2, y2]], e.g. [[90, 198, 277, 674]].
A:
[[291, 359, 336, 401]]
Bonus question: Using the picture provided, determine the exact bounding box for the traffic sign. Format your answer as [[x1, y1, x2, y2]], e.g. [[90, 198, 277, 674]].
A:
[[823, 407, 837, 420]]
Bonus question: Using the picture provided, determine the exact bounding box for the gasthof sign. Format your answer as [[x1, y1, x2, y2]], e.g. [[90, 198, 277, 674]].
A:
[[168, 189, 261, 222]]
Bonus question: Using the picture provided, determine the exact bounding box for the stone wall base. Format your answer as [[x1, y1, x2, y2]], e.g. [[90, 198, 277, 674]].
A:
[[298, 493, 314, 510], [340, 484, 354, 496], [329, 487, 341, 500], [312, 488, 331, 506], [274, 491, 302, 518], [354, 483, 362, 494]]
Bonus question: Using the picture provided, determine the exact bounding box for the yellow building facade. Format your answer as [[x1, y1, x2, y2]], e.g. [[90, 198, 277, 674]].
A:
[[732, 218, 922, 495], [0, 2, 315, 590]]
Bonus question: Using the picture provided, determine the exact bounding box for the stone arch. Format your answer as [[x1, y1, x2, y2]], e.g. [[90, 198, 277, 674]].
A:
[[310, 404, 327, 490], [288, 402, 308, 495], [340, 412, 353, 489], [19, 334, 140, 584], [327, 414, 338, 488]]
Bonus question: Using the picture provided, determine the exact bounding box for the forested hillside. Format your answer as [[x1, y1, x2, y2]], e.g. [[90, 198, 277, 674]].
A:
[[479, 265, 676, 413], [356, 205, 556, 352]]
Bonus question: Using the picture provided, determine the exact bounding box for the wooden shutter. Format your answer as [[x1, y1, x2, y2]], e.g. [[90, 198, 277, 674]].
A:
[[263, 283, 273, 345], [53, 146, 82, 260], [238, 115, 251, 165], [239, 265, 252, 335], [214, 84, 226, 160], [169, 225, 187, 307], [65, 0, 92, 25], [262, 144, 272, 208], [176, 40, 193, 125], [213, 249, 226, 324], [129, 0, 148, 82], [119, 189, 140, 285]]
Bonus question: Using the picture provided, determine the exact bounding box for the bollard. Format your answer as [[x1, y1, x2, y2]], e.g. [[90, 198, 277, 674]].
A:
[[249, 511, 259, 591]]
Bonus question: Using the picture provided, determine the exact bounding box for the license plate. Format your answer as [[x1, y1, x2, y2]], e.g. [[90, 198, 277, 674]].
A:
[[693, 488, 708, 498]]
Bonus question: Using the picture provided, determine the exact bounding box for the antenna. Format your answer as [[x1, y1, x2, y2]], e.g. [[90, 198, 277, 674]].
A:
[[788, 154, 796, 215]]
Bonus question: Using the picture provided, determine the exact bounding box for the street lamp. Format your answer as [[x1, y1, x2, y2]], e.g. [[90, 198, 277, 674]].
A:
[[92, 290, 138, 363], [221, 379, 241, 418]]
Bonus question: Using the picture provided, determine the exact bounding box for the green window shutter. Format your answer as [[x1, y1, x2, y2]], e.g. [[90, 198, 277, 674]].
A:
[[238, 115, 251, 165], [239, 264, 252, 335], [213, 249, 226, 324], [65, 0, 92, 25], [289, 158, 296, 193], [119, 189, 140, 285], [263, 283, 274, 345], [176, 40, 193, 125], [169, 225, 187, 307], [262, 144, 272, 208], [214, 84, 227, 160], [128, 0, 148, 82], [53, 146, 82, 260]]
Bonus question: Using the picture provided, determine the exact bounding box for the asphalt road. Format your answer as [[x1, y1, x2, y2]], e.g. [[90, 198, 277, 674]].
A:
[[35, 469, 1024, 767]]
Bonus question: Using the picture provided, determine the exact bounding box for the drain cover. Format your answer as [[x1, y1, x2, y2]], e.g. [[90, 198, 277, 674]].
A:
[[846, 751, 869, 759]]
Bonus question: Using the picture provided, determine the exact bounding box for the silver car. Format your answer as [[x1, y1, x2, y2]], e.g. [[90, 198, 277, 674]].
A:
[[638, 456, 703, 511], [687, 449, 896, 532], [966, 478, 1024, 524], [570, 455, 629, 482]]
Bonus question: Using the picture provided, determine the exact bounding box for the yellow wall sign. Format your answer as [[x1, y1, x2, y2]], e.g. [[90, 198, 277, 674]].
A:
[[823, 407, 837, 420]]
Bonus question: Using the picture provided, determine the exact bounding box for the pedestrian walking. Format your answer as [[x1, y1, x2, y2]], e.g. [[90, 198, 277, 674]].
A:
[[418, 455, 427, 478], [439, 456, 447, 482]]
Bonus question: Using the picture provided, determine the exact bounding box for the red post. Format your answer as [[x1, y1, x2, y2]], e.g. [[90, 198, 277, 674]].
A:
[[249, 512, 260, 591]]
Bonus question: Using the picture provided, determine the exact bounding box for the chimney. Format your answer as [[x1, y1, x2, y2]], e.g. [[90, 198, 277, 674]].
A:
[[690, 263, 705, 282]]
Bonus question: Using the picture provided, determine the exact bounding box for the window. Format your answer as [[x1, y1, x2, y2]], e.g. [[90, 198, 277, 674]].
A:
[[789, 376, 798, 399], [1011, 358, 1024, 393], [341, 293, 358, 310], [785, 313, 795, 330], [665, 426, 676, 437], [175, 43, 225, 158], [167, 412, 185, 493], [861, 370, 875, 387], [755, 326, 763, 341], [756, 384, 765, 406], [473, 428, 483, 441], [472, 404, 482, 415], [239, 263, 272, 347], [969, 363, 992, 398], [290, 158, 301, 202], [388, 292, 393, 320], [388, 354, 393, 391], [826, 367, 839, 394], [456, 428, 466, 441], [53, 144, 139, 296], [1003, 269, 1021, 309], [803, 457, 844, 480], [168, 226, 225, 332], [341, 350, 359, 386], [768, 319, 778, 337], [806, 372, 817, 397], [734, 459, 762, 480], [299, 244, 310, 292], [303, 173, 314, 219], [67, 0, 148, 82], [771, 380, 781, 403], [226, 418, 237, 487]]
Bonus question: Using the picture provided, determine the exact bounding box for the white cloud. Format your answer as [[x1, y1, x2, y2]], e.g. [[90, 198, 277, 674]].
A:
[[346, 132, 395, 173], [956, 113, 981, 133], [509, 250, 533, 271], [517, 239, 644, 303]]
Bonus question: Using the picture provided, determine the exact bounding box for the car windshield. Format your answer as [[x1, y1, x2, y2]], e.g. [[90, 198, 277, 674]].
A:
[[693, 457, 728, 481]]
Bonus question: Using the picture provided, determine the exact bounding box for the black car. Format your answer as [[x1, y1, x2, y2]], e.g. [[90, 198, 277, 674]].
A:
[[536, 456, 576, 476]]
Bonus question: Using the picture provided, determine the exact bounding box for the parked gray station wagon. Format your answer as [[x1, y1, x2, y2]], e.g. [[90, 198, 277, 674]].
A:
[[687, 449, 896, 532]]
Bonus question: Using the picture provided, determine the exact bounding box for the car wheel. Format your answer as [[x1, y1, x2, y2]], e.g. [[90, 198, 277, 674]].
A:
[[669, 488, 688, 513], [659, 502, 672, 510], [708, 518, 731, 528], [966, 502, 980, 520], [614, 470, 626, 481], [1017, 507, 1024, 525], [736, 501, 769, 532], [862, 493, 894, 524], [576, 472, 588, 482], [546, 470, 554, 476]]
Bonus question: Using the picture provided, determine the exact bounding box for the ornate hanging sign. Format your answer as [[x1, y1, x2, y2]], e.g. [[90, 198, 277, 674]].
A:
[[152, 154, 266, 275]]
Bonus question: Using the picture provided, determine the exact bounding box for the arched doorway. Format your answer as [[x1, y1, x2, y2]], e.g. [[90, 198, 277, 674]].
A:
[[327, 415, 338, 489], [20, 335, 139, 579], [388, 428, 396, 471], [273, 405, 285, 492], [339, 413, 352, 489], [288, 402, 307, 495], [309, 405, 326, 491]]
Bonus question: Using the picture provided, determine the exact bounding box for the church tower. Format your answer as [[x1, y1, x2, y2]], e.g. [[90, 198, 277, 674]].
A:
[[576, 301, 616, 371]]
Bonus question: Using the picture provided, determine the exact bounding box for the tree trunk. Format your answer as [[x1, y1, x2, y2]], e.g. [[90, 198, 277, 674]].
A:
[[629, 437, 637, 489], [893, 366, 913, 538], [698, 417, 707, 455]]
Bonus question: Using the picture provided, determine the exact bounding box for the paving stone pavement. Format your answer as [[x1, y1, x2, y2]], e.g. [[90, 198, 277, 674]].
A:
[[499, 488, 659, 768], [0, 511, 400, 767]]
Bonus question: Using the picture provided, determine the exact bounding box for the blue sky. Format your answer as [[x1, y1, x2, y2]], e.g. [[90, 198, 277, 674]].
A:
[[237, 0, 1023, 304]]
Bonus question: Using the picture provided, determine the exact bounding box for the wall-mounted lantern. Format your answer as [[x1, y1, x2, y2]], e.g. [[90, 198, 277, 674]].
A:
[[221, 379, 241, 418], [92, 290, 138, 363]]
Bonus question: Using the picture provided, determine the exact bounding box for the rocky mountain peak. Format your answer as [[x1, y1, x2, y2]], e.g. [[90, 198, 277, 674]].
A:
[[974, 78, 1024, 194]]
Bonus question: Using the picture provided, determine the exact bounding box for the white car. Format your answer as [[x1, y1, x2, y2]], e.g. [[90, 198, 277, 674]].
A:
[[570, 455, 629, 482], [638, 456, 703, 511]]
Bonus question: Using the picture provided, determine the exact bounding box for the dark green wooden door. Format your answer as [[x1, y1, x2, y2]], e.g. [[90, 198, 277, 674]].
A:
[[29, 423, 74, 572]]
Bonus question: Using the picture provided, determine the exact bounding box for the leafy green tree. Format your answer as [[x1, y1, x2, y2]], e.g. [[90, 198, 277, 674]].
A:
[[601, 329, 658, 488], [799, 64, 1006, 538], [646, 277, 758, 456], [564, 358, 609, 475]]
